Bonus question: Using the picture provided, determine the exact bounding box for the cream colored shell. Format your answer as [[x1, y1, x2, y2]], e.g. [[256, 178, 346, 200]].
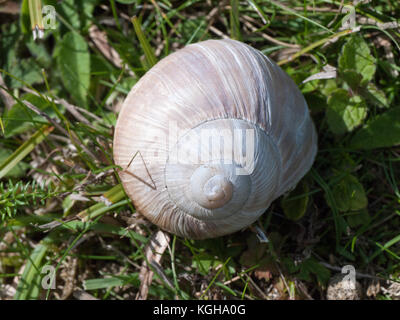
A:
[[113, 39, 317, 239]]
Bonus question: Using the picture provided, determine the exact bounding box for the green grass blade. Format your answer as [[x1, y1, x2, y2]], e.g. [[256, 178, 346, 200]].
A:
[[278, 29, 353, 65], [131, 16, 157, 69], [200, 257, 231, 299], [268, 0, 333, 34], [368, 234, 400, 263], [0, 125, 53, 179], [230, 0, 241, 40], [77, 184, 128, 221]]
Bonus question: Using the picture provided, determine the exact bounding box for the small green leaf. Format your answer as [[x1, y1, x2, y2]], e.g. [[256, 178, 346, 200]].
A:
[[326, 89, 367, 134], [320, 79, 338, 97], [350, 108, 400, 149], [338, 35, 376, 85], [281, 180, 309, 221], [56, 31, 90, 106], [192, 253, 222, 275], [326, 174, 368, 213]]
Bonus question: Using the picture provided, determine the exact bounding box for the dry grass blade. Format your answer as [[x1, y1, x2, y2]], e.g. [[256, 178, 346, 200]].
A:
[[137, 230, 171, 300], [73, 288, 99, 300], [0, 73, 14, 110]]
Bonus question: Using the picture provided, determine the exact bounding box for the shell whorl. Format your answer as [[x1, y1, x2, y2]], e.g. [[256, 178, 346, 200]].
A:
[[163, 118, 281, 225], [113, 39, 318, 239], [190, 166, 234, 209]]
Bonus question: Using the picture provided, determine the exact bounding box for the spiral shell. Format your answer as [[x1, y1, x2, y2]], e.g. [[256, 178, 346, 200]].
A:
[[113, 39, 317, 239]]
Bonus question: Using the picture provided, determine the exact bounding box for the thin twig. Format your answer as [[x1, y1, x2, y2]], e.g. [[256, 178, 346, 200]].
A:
[[319, 262, 384, 280]]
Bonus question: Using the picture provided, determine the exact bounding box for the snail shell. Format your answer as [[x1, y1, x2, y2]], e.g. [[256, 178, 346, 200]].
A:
[[113, 39, 317, 239]]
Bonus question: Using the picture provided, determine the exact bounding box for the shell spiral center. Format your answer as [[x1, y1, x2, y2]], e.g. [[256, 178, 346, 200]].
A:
[[190, 167, 233, 209]]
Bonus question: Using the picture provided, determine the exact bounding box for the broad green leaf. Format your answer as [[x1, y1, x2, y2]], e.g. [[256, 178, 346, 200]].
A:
[[350, 107, 400, 149], [338, 35, 376, 85], [281, 180, 309, 221], [326, 89, 367, 135], [326, 174, 368, 213], [56, 31, 90, 106]]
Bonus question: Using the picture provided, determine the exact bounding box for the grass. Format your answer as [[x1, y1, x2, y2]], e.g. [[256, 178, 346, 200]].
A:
[[0, 0, 399, 300]]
